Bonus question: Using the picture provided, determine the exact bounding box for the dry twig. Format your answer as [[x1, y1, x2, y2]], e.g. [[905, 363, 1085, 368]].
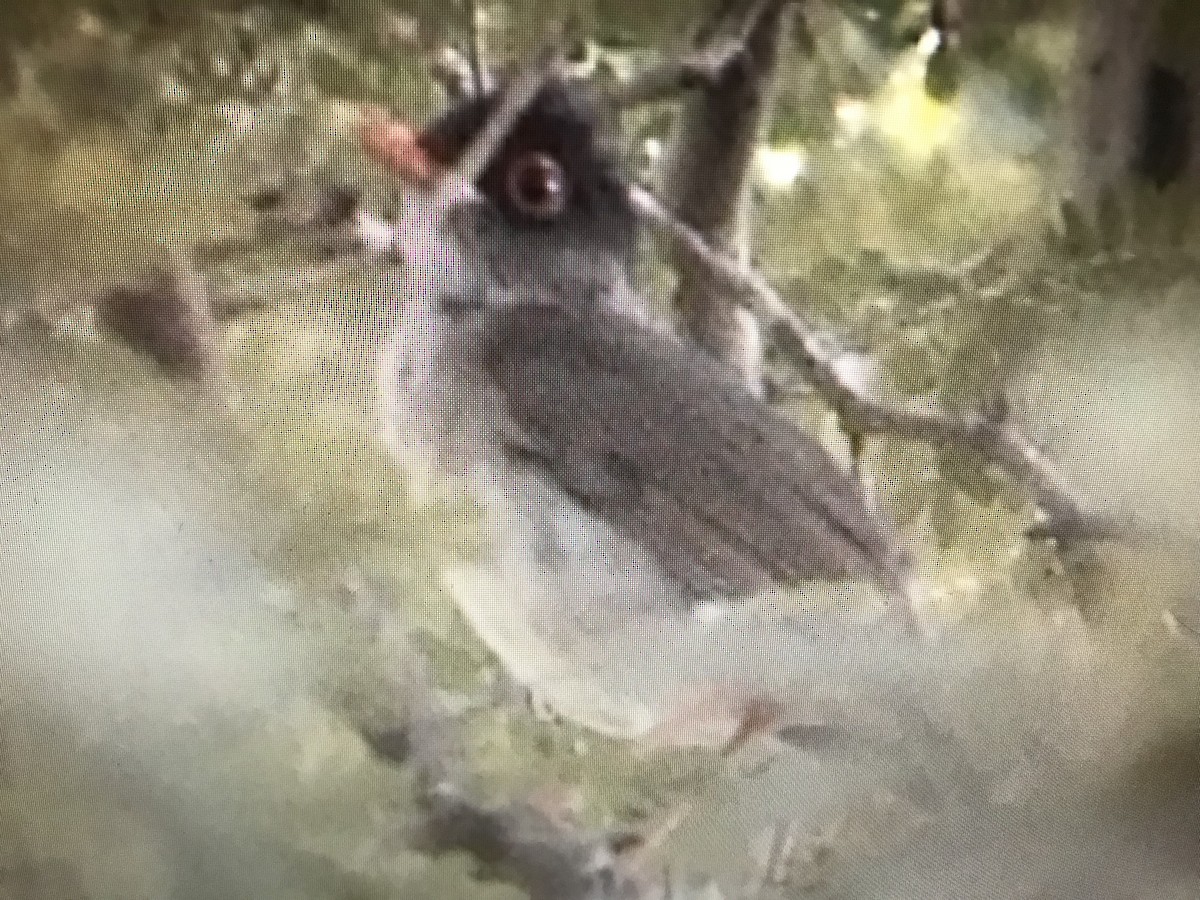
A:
[[415, 782, 660, 900], [342, 602, 673, 900], [607, 37, 750, 107], [655, 0, 796, 392], [433, 39, 566, 203], [628, 185, 1141, 542]]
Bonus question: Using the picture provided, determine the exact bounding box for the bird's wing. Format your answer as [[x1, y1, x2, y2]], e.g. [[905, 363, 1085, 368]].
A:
[[475, 300, 912, 599]]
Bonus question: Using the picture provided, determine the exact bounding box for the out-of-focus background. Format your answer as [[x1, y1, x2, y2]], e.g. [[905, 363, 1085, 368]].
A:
[[2, 1, 1200, 898]]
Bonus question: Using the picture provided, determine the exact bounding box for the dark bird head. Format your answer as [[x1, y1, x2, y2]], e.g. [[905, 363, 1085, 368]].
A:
[[380, 79, 641, 301]]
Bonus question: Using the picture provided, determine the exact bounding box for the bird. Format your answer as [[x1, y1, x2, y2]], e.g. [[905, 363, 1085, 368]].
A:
[[372, 77, 919, 736]]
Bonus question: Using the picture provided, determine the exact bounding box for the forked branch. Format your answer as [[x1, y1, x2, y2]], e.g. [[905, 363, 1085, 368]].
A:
[[628, 186, 1145, 543]]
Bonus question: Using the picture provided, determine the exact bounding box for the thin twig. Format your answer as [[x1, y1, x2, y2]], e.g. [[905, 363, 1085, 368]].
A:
[[655, 0, 795, 393], [464, 0, 487, 97], [628, 185, 1142, 541], [433, 39, 565, 205], [1163, 609, 1200, 650], [415, 782, 662, 900], [338, 600, 669, 899], [608, 37, 749, 106]]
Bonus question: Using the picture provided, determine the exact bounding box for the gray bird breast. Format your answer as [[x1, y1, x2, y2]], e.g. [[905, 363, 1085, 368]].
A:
[[378, 195, 694, 623], [377, 193, 919, 734]]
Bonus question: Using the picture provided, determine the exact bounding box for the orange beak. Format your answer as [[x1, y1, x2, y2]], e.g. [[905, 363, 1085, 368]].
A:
[[358, 107, 447, 187]]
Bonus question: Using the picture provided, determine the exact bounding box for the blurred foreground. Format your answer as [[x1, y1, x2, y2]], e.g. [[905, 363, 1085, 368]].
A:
[[3, 4, 1200, 898]]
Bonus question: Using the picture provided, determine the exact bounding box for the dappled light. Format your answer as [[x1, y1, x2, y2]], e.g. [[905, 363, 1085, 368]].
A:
[[2, 2, 1200, 899]]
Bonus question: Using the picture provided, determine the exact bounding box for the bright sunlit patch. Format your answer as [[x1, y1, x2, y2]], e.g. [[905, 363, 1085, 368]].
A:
[[835, 97, 870, 139], [159, 74, 189, 103], [642, 136, 663, 161], [874, 48, 957, 157], [754, 143, 808, 190], [916, 26, 943, 59], [691, 601, 729, 626], [354, 209, 397, 255], [216, 101, 256, 133]]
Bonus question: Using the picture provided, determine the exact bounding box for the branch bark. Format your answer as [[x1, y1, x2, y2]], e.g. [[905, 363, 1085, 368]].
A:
[[344, 624, 673, 900], [607, 36, 749, 107], [657, 0, 796, 393], [1069, 0, 1163, 227], [629, 186, 1145, 542], [413, 783, 659, 900], [434, 39, 566, 203]]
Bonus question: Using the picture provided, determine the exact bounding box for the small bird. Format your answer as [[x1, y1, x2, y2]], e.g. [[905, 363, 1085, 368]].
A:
[[374, 78, 917, 736]]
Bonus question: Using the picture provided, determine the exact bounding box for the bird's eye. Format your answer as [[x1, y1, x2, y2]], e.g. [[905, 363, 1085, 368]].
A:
[[504, 151, 569, 220]]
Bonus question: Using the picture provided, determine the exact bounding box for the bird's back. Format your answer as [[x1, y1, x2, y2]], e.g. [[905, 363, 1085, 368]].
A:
[[477, 295, 914, 600]]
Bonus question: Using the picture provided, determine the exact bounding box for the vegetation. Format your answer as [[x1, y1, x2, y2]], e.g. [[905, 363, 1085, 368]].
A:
[[2, 2, 1199, 898]]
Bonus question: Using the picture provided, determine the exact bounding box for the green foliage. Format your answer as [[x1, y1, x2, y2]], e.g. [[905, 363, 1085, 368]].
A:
[[3, 4, 1200, 896]]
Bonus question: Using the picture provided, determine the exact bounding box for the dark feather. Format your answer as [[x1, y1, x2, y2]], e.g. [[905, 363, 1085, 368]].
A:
[[472, 297, 913, 600]]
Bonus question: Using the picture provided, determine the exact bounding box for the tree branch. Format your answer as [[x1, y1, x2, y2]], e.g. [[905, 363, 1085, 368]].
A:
[[463, 0, 489, 98], [413, 783, 660, 900], [205, 28, 1148, 547], [90, 253, 222, 382], [433, 39, 566, 205], [1163, 608, 1200, 651], [333, 583, 673, 900], [656, 0, 797, 393], [628, 185, 1144, 542], [607, 37, 749, 107]]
